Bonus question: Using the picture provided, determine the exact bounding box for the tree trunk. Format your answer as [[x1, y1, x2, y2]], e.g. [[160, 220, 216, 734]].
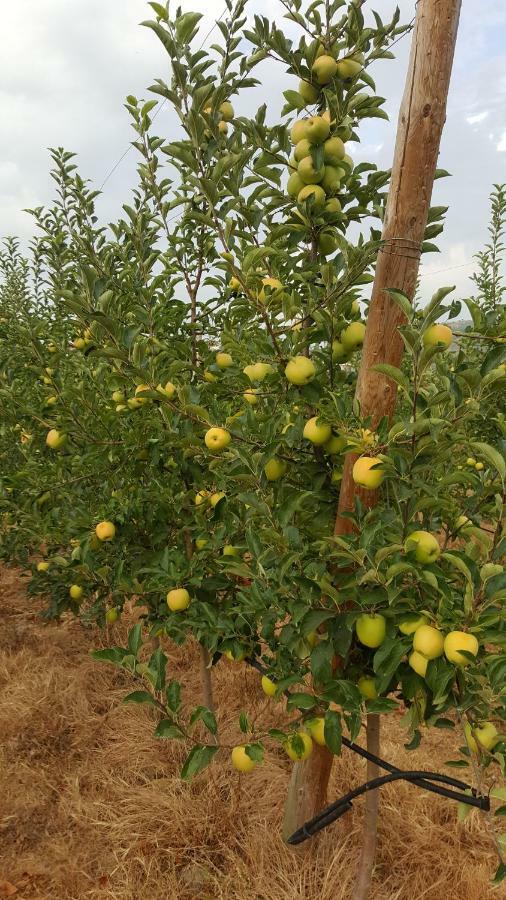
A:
[[282, 742, 334, 848], [353, 714, 381, 900], [282, 0, 461, 849]]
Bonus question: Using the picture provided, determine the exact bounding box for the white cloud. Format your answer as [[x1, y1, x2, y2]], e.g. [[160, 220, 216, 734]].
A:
[[466, 111, 488, 125], [497, 131, 506, 152]]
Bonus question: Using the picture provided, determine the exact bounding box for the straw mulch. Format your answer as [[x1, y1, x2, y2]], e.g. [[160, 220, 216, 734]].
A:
[[0, 565, 499, 900]]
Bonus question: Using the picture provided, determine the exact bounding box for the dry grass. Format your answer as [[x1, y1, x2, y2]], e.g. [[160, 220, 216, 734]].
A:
[[0, 565, 500, 900]]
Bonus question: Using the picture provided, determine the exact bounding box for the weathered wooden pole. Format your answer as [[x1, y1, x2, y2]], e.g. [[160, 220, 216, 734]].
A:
[[283, 0, 462, 858]]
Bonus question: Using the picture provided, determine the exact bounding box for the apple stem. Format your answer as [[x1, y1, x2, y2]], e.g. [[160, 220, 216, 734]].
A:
[[353, 713, 381, 900]]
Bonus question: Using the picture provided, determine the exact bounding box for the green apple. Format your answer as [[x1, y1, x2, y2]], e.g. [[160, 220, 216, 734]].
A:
[[46, 429, 67, 450], [219, 100, 234, 121], [413, 624, 444, 659], [332, 339, 347, 360], [355, 613, 386, 648], [464, 721, 499, 753], [285, 731, 313, 761], [264, 457, 287, 481], [352, 456, 384, 489], [321, 165, 342, 195], [323, 136, 345, 165], [423, 323, 452, 349], [195, 537, 208, 550], [303, 416, 332, 445], [216, 351, 233, 368], [294, 139, 313, 162], [306, 717, 326, 747], [336, 57, 363, 79], [409, 650, 428, 677], [312, 55, 338, 85], [69, 584, 83, 601], [290, 119, 310, 144], [298, 184, 326, 209], [298, 156, 324, 185], [358, 675, 378, 699], [443, 631, 479, 666], [243, 362, 274, 382], [105, 608, 119, 624], [285, 356, 315, 385], [325, 197, 342, 216], [287, 171, 305, 198], [398, 614, 428, 636], [341, 321, 366, 350], [223, 544, 240, 557], [204, 427, 231, 452], [404, 530, 440, 564], [304, 115, 330, 143], [298, 79, 320, 105], [323, 434, 347, 455]]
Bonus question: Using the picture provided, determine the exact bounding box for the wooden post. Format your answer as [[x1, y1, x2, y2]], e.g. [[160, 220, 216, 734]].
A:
[[282, 0, 462, 851], [336, 0, 462, 533]]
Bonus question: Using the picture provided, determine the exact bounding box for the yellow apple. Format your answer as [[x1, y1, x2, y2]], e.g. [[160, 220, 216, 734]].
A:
[[243, 362, 274, 382], [167, 588, 190, 611], [219, 100, 234, 121], [285, 356, 315, 385], [204, 427, 231, 452], [297, 184, 326, 208], [336, 57, 363, 79], [218, 120, 228, 135], [352, 456, 384, 489], [312, 55, 338, 85], [228, 276, 241, 291], [358, 675, 378, 699], [111, 390, 124, 403], [195, 537, 208, 550], [466, 457, 476, 467], [290, 118, 310, 144], [325, 197, 342, 215], [341, 321, 366, 351], [287, 171, 305, 197], [243, 389, 258, 406], [303, 416, 332, 445], [464, 721, 498, 753], [264, 457, 287, 481], [37, 561, 50, 573], [356, 613, 386, 648], [332, 339, 347, 360], [156, 381, 176, 398], [285, 731, 313, 761], [46, 396, 57, 406], [413, 624, 444, 659], [195, 490, 209, 506], [127, 397, 142, 409], [73, 337, 86, 350], [261, 675, 277, 697], [321, 165, 342, 195], [323, 136, 345, 165], [423, 323, 452, 349], [404, 530, 440, 564], [294, 139, 312, 162], [105, 608, 119, 624], [95, 520, 116, 542], [46, 429, 67, 450], [475, 461, 484, 471], [204, 369, 218, 383], [409, 650, 428, 677], [216, 351, 233, 368], [307, 717, 326, 747], [223, 544, 239, 557], [443, 631, 479, 666], [398, 614, 428, 635], [298, 156, 324, 185], [231, 745, 257, 773], [134, 384, 151, 403], [69, 584, 83, 601], [323, 434, 347, 455], [210, 491, 225, 507], [298, 79, 319, 104]]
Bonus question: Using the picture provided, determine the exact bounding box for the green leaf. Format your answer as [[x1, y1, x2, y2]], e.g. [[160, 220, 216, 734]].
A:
[[181, 744, 219, 781], [127, 623, 143, 657], [383, 288, 412, 318], [189, 705, 218, 735], [90, 647, 126, 665], [492, 862, 506, 885], [239, 712, 249, 733], [371, 363, 409, 391], [123, 690, 158, 706], [286, 692, 317, 711], [372, 637, 407, 693], [175, 12, 202, 44], [166, 679, 182, 713], [324, 710, 342, 755], [155, 719, 185, 739]]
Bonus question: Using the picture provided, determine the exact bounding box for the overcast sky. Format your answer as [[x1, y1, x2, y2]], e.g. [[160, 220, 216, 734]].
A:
[[2, 1, 505, 303]]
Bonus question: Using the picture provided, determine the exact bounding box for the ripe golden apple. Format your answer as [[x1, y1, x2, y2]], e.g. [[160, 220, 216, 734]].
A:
[[69, 584, 83, 601], [409, 650, 428, 677], [46, 429, 67, 450], [290, 118, 310, 144], [398, 614, 428, 636], [37, 561, 50, 573], [341, 321, 366, 350], [294, 139, 313, 162], [231, 745, 257, 773], [298, 79, 320, 104], [258, 277, 283, 304], [423, 324, 452, 349], [336, 57, 363, 79], [358, 675, 378, 699], [297, 183, 326, 208], [195, 490, 209, 506], [298, 156, 325, 185], [285, 731, 313, 761], [167, 588, 190, 611], [475, 461, 484, 471], [356, 613, 386, 648], [73, 337, 86, 350], [46, 396, 57, 406], [443, 631, 479, 666], [264, 457, 287, 481], [219, 100, 234, 121], [323, 136, 345, 165], [134, 384, 151, 404], [261, 675, 277, 697], [243, 362, 274, 382], [404, 530, 440, 564], [285, 356, 315, 385], [304, 115, 331, 143], [210, 491, 225, 507], [352, 456, 384, 489], [216, 351, 233, 369], [204, 427, 231, 452], [303, 416, 332, 445], [218, 120, 228, 135], [157, 381, 176, 398], [312, 55, 338, 85], [307, 717, 326, 747], [222, 544, 239, 557], [464, 721, 498, 753], [413, 624, 444, 659], [287, 171, 305, 198], [95, 521, 115, 542], [105, 608, 119, 624]]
